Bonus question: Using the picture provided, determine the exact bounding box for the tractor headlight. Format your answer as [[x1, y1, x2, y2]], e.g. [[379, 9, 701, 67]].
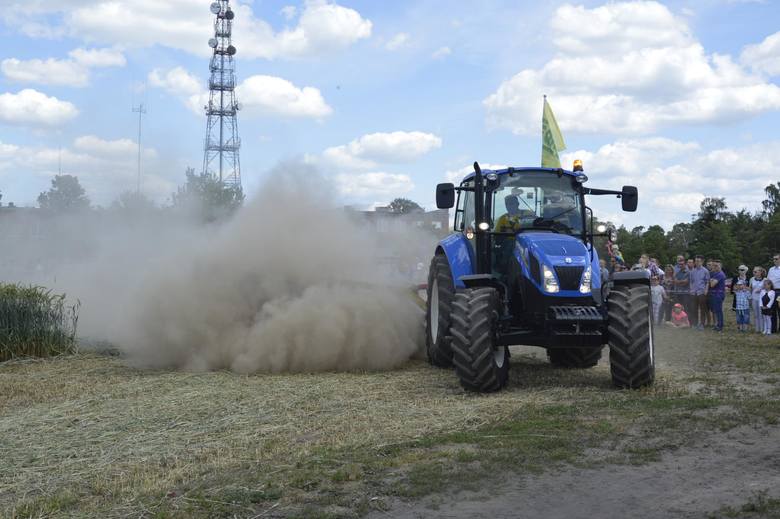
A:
[[543, 265, 559, 293], [579, 266, 592, 294]]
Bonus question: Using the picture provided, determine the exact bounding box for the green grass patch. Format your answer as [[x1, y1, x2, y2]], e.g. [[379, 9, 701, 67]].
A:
[[0, 283, 79, 361]]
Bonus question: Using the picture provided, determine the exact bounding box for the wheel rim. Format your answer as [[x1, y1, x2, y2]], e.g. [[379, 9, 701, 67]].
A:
[[430, 278, 439, 343]]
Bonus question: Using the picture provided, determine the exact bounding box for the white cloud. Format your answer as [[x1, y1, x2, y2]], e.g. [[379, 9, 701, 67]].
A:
[[280, 6, 297, 20], [385, 33, 410, 51], [322, 131, 442, 170], [336, 172, 414, 197], [432, 46, 451, 59], [148, 67, 202, 97], [237, 75, 332, 119], [484, 1, 780, 135], [741, 31, 780, 76], [562, 137, 780, 229], [148, 69, 331, 120], [1, 58, 89, 87], [74, 135, 156, 159], [69, 47, 126, 67], [1, 47, 125, 87], [0, 89, 78, 126], [3, 1, 371, 60]]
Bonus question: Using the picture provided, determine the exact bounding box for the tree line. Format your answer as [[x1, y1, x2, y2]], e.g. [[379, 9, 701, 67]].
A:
[[611, 182, 780, 274]]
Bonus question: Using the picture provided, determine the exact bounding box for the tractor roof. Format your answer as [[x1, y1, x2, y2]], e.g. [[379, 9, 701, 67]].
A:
[[460, 167, 586, 183]]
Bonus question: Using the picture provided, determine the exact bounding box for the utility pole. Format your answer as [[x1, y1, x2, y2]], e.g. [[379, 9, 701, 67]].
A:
[[132, 103, 146, 194]]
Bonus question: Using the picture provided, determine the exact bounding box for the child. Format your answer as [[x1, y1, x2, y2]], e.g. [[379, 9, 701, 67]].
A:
[[651, 276, 666, 325], [669, 303, 690, 328], [760, 280, 776, 335], [734, 278, 750, 332]]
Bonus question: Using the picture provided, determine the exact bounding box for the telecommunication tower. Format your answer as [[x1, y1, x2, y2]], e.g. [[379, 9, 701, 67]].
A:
[[202, 0, 241, 188]]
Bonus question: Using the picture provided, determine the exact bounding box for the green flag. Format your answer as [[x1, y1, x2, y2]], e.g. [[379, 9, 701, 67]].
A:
[[541, 97, 566, 169]]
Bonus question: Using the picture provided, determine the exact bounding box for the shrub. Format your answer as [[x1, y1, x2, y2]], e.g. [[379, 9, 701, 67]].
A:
[[0, 283, 79, 362]]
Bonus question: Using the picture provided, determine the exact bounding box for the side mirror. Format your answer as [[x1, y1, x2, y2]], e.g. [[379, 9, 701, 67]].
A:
[[436, 183, 455, 209], [621, 186, 638, 212]]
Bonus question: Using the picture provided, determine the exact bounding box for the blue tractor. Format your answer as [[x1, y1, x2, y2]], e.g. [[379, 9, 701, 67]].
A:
[[427, 162, 653, 392]]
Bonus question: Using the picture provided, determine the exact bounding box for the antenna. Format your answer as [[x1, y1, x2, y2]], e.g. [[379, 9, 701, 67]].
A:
[[202, 0, 241, 188], [132, 103, 147, 194]]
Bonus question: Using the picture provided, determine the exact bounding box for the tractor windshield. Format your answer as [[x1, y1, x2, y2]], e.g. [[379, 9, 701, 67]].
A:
[[491, 171, 583, 235]]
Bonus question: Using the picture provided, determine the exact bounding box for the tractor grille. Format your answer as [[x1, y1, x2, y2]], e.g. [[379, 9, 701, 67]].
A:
[[554, 266, 584, 291]]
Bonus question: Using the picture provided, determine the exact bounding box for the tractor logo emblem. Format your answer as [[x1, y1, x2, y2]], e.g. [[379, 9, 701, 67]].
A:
[[565, 257, 573, 264]]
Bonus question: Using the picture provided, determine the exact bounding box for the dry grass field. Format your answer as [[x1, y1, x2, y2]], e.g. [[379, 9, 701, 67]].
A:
[[1, 316, 779, 518]]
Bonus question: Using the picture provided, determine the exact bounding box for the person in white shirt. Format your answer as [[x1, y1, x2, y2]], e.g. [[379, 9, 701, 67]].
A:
[[650, 276, 666, 325], [768, 254, 780, 333], [750, 267, 767, 333], [759, 279, 776, 335]]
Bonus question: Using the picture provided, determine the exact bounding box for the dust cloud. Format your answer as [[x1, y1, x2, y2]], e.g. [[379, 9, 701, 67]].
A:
[[2, 163, 429, 372]]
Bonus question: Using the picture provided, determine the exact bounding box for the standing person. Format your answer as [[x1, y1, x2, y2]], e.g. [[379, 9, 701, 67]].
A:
[[760, 280, 776, 335], [674, 256, 691, 318], [734, 277, 751, 332], [731, 265, 750, 315], [651, 277, 666, 325], [768, 254, 780, 333], [689, 255, 710, 330], [687, 258, 695, 272], [663, 265, 676, 321], [708, 260, 727, 332], [599, 258, 610, 286], [751, 267, 766, 333]]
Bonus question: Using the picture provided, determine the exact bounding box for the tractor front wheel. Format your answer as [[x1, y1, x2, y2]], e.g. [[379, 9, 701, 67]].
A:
[[607, 283, 655, 389], [425, 255, 455, 368], [450, 287, 509, 392], [547, 347, 602, 369]]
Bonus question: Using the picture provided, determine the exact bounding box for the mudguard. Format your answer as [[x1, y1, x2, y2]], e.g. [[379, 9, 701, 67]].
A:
[[437, 233, 474, 288], [612, 269, 651, 286]]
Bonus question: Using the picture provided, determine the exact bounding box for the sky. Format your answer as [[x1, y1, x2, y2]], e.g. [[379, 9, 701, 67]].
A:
[[0, 0, 779, 229]]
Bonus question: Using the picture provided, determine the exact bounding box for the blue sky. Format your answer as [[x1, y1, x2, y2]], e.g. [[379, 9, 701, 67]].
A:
[[1, 0, 779, 229]]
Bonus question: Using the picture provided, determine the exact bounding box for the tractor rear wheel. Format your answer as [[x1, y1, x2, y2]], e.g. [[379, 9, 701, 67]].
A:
[[450, 287, 509, 392], [547, 347, 602, 368], [425, 255, 455, 368], [607, 283, 655, 389]]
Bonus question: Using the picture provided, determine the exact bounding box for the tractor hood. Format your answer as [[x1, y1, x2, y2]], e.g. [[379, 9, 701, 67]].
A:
[[514, 232, 594, 296], [517, 233, 589, 267]]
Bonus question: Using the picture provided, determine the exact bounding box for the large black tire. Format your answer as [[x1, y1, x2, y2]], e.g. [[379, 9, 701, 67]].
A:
[[450, 288, 509, 392], [607, 283, 655, 389], [547, 347, 602, 368], [425, 255, 455, 368]]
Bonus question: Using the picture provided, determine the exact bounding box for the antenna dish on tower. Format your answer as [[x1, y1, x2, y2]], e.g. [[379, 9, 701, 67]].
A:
[[225, 9, 235, 20], [227, 45, 236, 56], [210, 2, 221, 14], [208, 38, 218, 48]]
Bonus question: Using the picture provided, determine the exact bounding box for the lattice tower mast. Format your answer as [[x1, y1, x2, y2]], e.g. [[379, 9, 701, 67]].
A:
[[202, 0, 241, 187]]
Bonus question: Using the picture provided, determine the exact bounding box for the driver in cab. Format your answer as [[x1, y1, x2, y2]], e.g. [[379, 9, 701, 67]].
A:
[[496, 195, 531, 233]]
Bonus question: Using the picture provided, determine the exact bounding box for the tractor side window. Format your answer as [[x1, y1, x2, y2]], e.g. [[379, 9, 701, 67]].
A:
[[455, 181, 474, 231]]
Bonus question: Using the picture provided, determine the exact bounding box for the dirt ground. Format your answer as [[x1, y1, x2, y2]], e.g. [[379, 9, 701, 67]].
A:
[[373, 423, 780, 519], [372, 334, 780, 519]]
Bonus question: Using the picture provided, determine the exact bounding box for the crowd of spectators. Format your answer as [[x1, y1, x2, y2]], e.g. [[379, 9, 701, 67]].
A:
[[605, 252, 780, 335]]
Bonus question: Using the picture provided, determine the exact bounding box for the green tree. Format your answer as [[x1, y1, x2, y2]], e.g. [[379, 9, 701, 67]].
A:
[[762, 182, 780, 217], [172, 167, 245, 222], [111, 191, 157, 213], [37, 175, 90, 212], [641, 225, 670, 264], [760, 212, 780, 258], [388, 197, 423, 214], [696, 197, 729, 223], [667, 222, 693, 256]]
